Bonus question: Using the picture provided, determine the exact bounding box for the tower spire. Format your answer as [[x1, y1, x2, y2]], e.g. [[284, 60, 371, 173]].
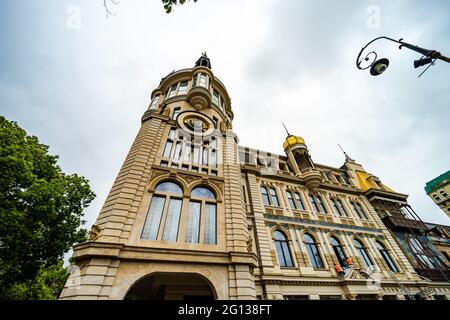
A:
[[195, 52, 212, 69], [338, 144, 354, 162], [282, 123, 291, 136]]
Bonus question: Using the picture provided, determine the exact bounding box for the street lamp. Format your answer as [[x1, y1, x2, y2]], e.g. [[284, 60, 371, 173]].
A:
[[356, 36, 450, 77]]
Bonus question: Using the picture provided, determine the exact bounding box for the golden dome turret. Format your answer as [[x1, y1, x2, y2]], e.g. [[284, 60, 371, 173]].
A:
[[283, 135, 306, 150]]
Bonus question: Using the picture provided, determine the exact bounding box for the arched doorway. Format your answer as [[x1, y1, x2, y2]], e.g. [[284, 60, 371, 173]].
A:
[[124, 272, 216, 300]]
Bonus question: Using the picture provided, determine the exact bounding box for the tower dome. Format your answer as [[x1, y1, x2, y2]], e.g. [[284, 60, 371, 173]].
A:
[[283, 135, 306, 150]]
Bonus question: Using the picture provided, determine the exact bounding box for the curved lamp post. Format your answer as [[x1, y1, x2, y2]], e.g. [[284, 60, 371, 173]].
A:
[[356, 36, 450, 77]]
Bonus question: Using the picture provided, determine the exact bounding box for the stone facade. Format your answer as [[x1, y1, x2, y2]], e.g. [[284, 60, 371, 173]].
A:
[[60, 54, 450, 300]]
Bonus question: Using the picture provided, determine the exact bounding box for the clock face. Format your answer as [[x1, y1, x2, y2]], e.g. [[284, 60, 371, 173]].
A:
[[183, 116, 209, 133]]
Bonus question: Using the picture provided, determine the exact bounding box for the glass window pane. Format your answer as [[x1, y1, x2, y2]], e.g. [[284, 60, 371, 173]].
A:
[[174, 142, 182, 161], [172, 107, 181, 120], [183, 143, 191, 163], [261, 187, 270, 205], [149, 95, 160, 109], [212, 90, 220, 106], [309, 194, 319, 213], [286, 192, 296, 209], [161, 198, 182, 242], [202, 147, 209, 165], [275, 241, 286, 267], [270, 188, 279, 206], [193, 145, 201, 164], [185, 201, 201, 243], [168, 128, 176, 140], [337, 200, 348, 216], [295, 193, 305, 210], [304, 234, 314, 244], [199, 74, 207, 87], [178, 81, 188, 95], [141, 195, 165, 240], [155, 181, 182, 194], [316, 196, 327, 213], [211, 149, 217, 167], [203, 203, 216, 244], [356, 203, 367, 219], [163, 141, 173, 158], [192, 187, 215, 199], [168, 84, 177, 98], [274, 230, 286, 241], [282, 242, 293, 267]]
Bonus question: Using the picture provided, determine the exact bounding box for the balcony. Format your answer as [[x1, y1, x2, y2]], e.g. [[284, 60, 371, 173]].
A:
[[381, 215, 427, 231], [415, 268, 450, 282]]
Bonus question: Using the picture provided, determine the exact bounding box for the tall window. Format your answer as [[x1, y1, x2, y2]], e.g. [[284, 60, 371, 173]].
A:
[[294, 192, 305, 210], [212, 89, 224, 112], [351, 201, 368, 220], [199, 73, 208, 87], [142, 182, 183, 241], [309, 194, 319, 212], [287, 191, 305, 210], [186, 186, 217, 245], [274, 230, 294, 267], [261, 186, 279, 206], [149, 95, 160, 110], [165, 81, 189, 100], [178, 81, 188, 95], [409, 238, 441, 269], [304, 233, 325, 269], [309, 193, 327, 213], [286, 191, 296, 209], [172, 107, 181, 120], [331, 198, 348, 217], [376, 242, 399, 272], [330, 236, 347, 267], [161, 128, 218, 176], [353, 239, 374, 269]]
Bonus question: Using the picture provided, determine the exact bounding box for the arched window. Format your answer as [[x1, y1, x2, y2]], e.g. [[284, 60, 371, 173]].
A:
[[376, 242, 399, 272], [186, 186, 217, 245], [273, 230, 294, 267], [330, 236, 347, 267], [142, 181, 183, 241], [353, 239, 374, 269], [304, 233, 325, 269]]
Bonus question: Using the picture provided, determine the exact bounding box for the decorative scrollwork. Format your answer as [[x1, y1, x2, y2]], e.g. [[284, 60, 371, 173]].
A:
[[357, 51, 378, 70]]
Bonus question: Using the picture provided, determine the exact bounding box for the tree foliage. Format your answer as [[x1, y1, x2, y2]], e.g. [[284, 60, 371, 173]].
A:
[[0, 116, 95, 299], [3, 260, 69, 300], [162, 0, 198, 13]]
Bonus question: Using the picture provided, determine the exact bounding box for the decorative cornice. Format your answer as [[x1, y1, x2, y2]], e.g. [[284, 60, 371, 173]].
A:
[[71, 241, 258, 267]]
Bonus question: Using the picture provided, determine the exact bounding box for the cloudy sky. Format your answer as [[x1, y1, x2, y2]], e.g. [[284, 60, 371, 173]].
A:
[[1, 0, 449, 232]]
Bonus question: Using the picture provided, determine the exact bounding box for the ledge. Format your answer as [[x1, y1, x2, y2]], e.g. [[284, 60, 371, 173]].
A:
[[70, 241, 258, 267]]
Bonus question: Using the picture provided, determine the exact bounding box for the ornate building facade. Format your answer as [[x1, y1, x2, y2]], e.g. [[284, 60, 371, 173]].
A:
[[425, 170, 450, 218], [60, 54, 450, 300]]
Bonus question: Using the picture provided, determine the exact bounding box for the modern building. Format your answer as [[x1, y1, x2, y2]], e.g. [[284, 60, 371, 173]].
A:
[[60, 54, 450, 300], [425, 171, 450, 218]]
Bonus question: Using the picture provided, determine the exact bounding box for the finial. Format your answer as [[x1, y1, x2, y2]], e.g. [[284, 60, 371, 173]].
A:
[[202, 51, 208, 57], [338, 144, 354, 162], [282, 123, 291, 136]]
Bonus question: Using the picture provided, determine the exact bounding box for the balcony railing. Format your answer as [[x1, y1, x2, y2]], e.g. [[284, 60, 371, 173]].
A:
[[415, 268, 450, 282], [381, 215, 427, 230]]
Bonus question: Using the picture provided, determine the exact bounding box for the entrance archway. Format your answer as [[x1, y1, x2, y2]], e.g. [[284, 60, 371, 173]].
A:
[[124, 272, 216, 300]]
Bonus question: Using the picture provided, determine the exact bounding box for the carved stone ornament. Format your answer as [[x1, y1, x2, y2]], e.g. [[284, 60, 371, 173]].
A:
[[89, 224, 101, 241]]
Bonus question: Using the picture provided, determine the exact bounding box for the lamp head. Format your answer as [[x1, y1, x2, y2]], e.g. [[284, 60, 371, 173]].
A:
[[370, 58, 389, 76]]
